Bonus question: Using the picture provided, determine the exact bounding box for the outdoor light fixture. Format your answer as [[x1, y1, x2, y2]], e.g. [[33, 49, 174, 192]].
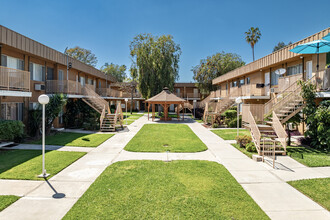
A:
[[124, 98, 128, 125], [193, 99, 197, 119], [38, 94, 50, 178], [235, 97, 242, 139]]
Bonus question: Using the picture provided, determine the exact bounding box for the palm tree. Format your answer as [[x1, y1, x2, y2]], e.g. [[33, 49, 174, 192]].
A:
[[245, 27, 261, 61]]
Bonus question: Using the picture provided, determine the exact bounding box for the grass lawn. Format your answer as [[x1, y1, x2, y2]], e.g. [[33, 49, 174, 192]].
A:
[[120, 113, 144, 125], [29, 132, 114, 147], [0, 195, 20, 212], [231, 144, 257, 158], [64, 160, 268, 219], [286, 146, 330, 167], [194, 119, 203, 123], [212, 129, 251, 140], [0, 150, 85, 180], [124, 124, 207, 152], [288, 178, 330, 210]]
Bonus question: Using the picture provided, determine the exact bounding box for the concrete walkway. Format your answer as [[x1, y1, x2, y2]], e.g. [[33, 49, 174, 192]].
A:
[[1, 115, 329, 220], [0, 115, 148, 220], [187, 121, 330, 220]]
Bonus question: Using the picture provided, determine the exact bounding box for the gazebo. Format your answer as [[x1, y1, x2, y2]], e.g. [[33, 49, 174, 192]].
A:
[[146, 87, 186, 121]]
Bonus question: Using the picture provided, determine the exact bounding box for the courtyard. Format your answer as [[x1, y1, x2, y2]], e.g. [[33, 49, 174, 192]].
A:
[[0, 115, 329, 219]]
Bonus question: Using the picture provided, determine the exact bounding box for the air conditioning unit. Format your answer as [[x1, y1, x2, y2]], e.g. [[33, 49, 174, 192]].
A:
[[35, 84, 45, 91]]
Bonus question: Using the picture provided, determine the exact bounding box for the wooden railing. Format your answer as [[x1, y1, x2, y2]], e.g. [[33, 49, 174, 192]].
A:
[[242, 104, 264, 124], [272, 111, 287, 152], [46, 80, 83, 95], [241, 84, 267, 96], [248, 111, 261, 153], [0, 66, 30, 92], [114, 103, 124, 126], [100, 105, 106, 128], [82, 84, 110, 114], [278, 73, 303, 92]]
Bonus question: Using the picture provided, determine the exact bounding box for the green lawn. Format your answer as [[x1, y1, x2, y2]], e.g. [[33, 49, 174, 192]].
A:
[[286, 146, 330, 167], [64, 160, 268, 219], [0, 195, 20, 212], [231, 144, 256, 158], [212, 129, 251, 140], [28, 132, 114, 147], [120, 113, 144, 125], [124, 124, 207, 152], [288, 178, 330, 210], [0, 150, 85, 180], [194, 119, 203, 123]]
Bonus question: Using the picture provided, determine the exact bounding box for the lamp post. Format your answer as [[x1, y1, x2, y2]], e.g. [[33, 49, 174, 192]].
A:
[[38, 94, 50, 178], [124, 98, 128, 125], [193, 99, 197, 119], [235, 97, 242, 139]]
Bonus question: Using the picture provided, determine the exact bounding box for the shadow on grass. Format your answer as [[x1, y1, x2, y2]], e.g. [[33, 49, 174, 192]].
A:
[[0, 150, 41, 174]]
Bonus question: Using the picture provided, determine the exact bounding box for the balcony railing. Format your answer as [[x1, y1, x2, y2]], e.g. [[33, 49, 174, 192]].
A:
[[0, 66, 30, 92], [214, 84, 268, 98], [278, 73, 303, 93]]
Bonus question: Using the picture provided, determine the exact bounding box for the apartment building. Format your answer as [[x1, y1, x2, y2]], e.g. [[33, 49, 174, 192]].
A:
[[211, 27, 330, 156], [212, 27, 330, 123], [0, 25, 143, 128]]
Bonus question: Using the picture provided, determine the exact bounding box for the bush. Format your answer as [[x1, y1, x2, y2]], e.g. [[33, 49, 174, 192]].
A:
[[227, 116, 242, 128], [235, 135, 252, 148], [223, 110, 237, 119], [246, 142, 257, 152], [0, 120, 25, 142], [212, 123, 219, 128]]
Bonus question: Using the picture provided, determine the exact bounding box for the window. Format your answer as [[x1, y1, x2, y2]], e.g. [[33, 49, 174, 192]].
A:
[[287, 64, 303, 76], [240, 79, 245, 86], [80, 76, 85, 86], [1, 55, 24, 70], [231, 81, 238, 87], [1, 103, 24, 121], [30, 62, 45, 81], [58, 70, 64, 80], [99, 81, 101, 88], [29, 102, 40, 110], [88, 78, 93, 85], [271, 71, 279, 86], [246, 77, 250, 85], [47, 67, 54, 80]]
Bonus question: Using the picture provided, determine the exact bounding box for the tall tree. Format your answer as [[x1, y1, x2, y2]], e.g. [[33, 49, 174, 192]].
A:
[[245, 27, 261, 61], [101, 63, 127, 82], [65, 46, 98, 67], [192, 52, 245, 94], [273, 41, 292, 52], [129, 33, 181, 98]]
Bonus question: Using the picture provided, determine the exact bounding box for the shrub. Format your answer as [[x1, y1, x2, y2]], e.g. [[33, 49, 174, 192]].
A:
[[246, 142, 257, 152], [212, 123, 219, 128], [223, 110, 237, 119], [227, 116, 242, 128], [0, 120, 25, 142], [235, 135, 252, 148]]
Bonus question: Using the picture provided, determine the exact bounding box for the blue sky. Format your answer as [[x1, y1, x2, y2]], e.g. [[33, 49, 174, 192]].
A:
[[0, 0, 329, 82]]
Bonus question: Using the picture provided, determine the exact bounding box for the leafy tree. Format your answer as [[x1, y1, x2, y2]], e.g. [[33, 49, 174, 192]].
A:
[[245, 27, 261, 61], [101, 63, 127, 82], [299, 81, 329, 150], [273, 41, 292, 52], [28, 94, 67, 137], [129, 33, 181, 98], [65, 46, 98, 67], [192, 52, 245, 94]]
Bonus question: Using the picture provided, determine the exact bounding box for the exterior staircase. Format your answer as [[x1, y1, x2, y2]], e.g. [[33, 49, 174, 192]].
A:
[[203, 97, 235, 125], [81, 85, 123, 132]]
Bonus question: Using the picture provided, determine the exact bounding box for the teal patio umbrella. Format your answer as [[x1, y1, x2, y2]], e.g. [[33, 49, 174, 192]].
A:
[[290, 39, 330, 71], [323, 33, 330, 41]]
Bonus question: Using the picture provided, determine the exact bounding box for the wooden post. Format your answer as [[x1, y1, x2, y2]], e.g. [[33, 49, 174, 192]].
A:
[[182, 103, 184, 121], [177, 103, 180, 120], [147, 102, 149, 120], [152, 103, 155, 121]]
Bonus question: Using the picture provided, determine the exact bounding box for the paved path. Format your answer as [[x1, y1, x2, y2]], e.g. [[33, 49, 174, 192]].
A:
[[0, 116, 148, 220], [1, 115, 329, 220], [187, 121, 330, 220]]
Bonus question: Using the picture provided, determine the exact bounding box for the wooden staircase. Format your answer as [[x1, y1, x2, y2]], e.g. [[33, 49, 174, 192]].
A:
[[203, 97, 235, 125], [81, 85, 123, 132]]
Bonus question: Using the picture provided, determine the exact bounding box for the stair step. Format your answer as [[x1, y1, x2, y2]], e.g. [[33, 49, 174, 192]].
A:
[[262, 150, 285, 154]]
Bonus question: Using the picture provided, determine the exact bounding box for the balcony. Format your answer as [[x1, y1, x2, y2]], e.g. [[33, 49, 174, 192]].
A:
[[278, 73, 303, 93], [0, 66, 30, 93], [176, 92, 199, 99]]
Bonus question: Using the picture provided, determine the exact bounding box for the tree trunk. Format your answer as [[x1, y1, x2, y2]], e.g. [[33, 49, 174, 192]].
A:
[[252, 45, 255, 61]]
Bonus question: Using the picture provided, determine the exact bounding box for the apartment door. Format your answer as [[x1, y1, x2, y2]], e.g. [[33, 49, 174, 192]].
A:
[[193, 88, 198, 98], [58, 70, 64, 92], [306, 61, 313, 80], [265, 72, 270, 95]]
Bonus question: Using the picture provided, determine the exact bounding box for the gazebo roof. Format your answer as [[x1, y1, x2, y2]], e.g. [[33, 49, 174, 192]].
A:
[[146, 87, 185, 103]]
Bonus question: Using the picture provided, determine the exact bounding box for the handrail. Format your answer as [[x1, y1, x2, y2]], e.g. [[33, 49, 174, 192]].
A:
[[100, 105, 106, 128], [0, 66, 30, 92], [272, 111, 287, 152], [248, 111, 261, 153]]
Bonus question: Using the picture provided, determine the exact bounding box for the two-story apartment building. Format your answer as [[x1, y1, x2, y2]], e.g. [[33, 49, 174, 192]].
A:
[[0, 25, 143, 128], [212, 27, 330, 123], [171, 82, 203, 112]]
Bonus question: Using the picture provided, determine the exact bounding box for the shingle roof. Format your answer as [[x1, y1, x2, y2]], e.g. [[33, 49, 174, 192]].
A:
[[146, 87, 185, 103]]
